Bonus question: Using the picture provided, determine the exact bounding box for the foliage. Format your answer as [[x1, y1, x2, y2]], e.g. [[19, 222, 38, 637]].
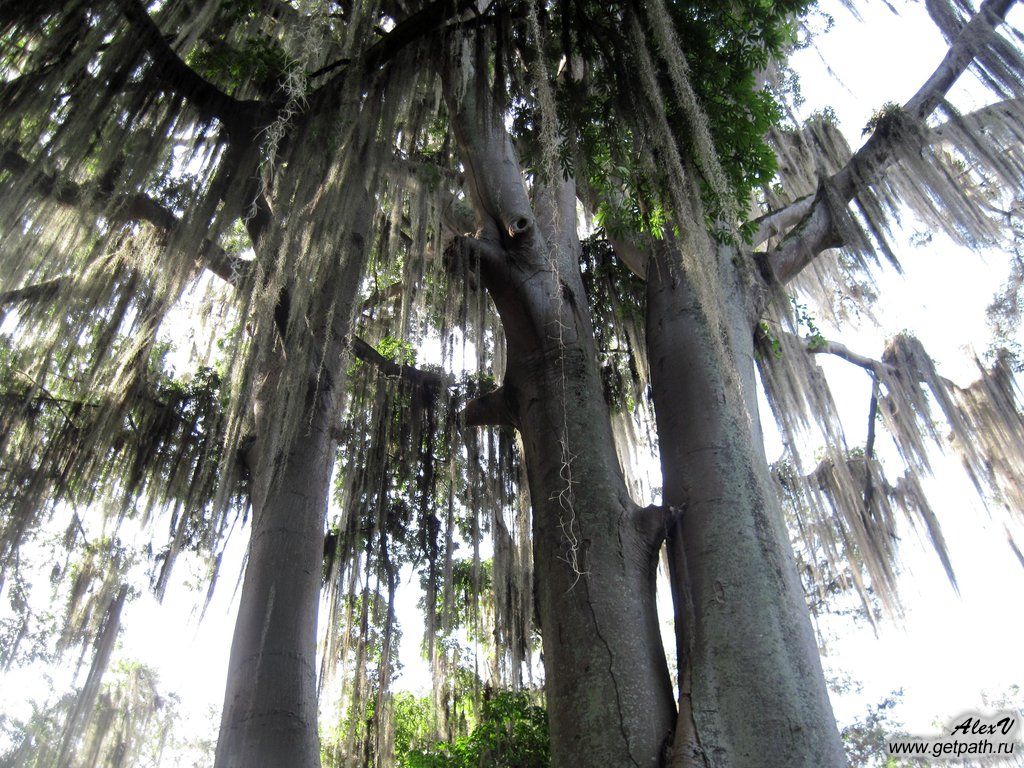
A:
[[3, 0, 1024, 764], [793, 299, 827, 351], [841, 691, 919, 768], [402, 691, 549, 768], [757, 320, 783, 359], [578, 234, 647, 414], [377, 335, 417, 367], [391, 693, 439, 764], [0, 660, 180, 768], [188, 35, 293, 96], [863, 102, 905, 137]]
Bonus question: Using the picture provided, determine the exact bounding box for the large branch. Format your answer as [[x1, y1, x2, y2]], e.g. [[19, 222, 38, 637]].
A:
[[349, 336, 447, 388], [753, 97, 1024, 248], [463, 385, 516, 427], [0, 279, 63, 306], [362, 0, 480, 75], [114, 0, 271, 136], [1, 150, 247, 285], [309, 0, 479, 111], [751, 194, 815, 248], [765, 0, 1017, 283], [576, 179, 652, 278], [929, 96, 1024, 141]]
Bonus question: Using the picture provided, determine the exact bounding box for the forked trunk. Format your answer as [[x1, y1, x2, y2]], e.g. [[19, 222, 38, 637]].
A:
[[646, 240, 846, 767], [512, 338, 677, 767], [500, 250, 677, 767], [442, 45, 676, 764]]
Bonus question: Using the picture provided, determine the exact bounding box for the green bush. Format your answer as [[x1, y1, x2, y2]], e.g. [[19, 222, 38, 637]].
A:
[[402, 691, 549, 768]]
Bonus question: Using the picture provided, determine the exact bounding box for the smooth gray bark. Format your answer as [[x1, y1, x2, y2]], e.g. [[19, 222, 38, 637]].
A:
[[213, 168, 375, 766], [214, 408, 335, 768], [647, 239, 846, 768], [443, 49, 676, 766]]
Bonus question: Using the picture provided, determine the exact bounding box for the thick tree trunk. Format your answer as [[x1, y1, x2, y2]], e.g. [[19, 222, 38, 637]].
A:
[[485, 223, 677, 766], [213, 403, 335, 768], [511, 337, 676, 768], [443, 52, 676, 763], [214, 182, 374, 766], [517, 193, 675, 767], [646, 240, 847, 767]]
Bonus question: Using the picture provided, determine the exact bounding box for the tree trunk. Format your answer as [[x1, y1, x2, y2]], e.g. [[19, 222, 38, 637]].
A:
[[512, 334, 677, 768], [443, 53, 676, 764], [213, 401, 335, 768], [214, 187, 374, 767], [646, 239, 847, 767], [55, 583, 128, 767]]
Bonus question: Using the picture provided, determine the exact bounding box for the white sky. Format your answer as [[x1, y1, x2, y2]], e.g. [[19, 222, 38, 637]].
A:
[[2, 0, 1024, 761], [781, 0, 1024, 738]]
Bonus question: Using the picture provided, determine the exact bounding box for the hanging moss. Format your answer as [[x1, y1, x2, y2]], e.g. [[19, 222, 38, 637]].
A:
[[4, 2, 1024, 765]]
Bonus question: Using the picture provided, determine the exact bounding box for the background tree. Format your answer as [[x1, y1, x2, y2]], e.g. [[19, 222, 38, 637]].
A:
[[2, 1, 1024, 767], [1, 660, 184, 768]]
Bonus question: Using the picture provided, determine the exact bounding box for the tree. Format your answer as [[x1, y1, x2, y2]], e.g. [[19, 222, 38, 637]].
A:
[[839, 690, 917, 768], [2, 660, 184, 768], [2, 1, 1023, 767]]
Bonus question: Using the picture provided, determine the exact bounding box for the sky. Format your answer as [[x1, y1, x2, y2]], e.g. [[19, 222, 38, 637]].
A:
[[779, 0, 1024, 737], [2, 0, 1024, 762]]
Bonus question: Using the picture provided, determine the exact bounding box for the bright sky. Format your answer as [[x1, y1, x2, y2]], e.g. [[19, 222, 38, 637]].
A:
[[2, 0, 1024, 762], [782, 0, 1024, 738]]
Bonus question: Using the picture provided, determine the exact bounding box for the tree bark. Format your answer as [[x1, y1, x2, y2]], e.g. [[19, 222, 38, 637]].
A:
[[646, 239, 847, 767], [512, 332, 676, 768], [443, 51, 675, 766], [213, 163, 375, 767], [213, 404, 336, 768]]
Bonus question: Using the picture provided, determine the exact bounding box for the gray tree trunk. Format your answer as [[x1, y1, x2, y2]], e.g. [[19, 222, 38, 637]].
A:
[[646, 239, 847, 767], [213, 405, 336, 768], [444, 50, 676, 766], [214, 182, 374, 767]]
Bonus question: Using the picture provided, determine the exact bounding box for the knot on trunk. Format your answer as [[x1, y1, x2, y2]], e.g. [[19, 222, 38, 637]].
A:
[[505, 214, 533, 239]]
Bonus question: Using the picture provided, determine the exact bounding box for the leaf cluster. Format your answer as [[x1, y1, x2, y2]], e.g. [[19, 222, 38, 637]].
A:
[[401, 691, 549, 768]]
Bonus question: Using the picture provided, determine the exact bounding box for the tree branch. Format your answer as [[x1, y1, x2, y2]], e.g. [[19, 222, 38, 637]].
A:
[[929, 96, 1024, 142], [1, 150, 248, 285], [441, 38, 537, 251], [765, 0, 1017, 283], [1008, 528, 1024, 571], [462, 385, 515, 428], [751, 194, 815, 248], [309, 0, 479, 109], [753, 97, 1024, 249], [447, 234, 505, 272], [863, 380, 880, 514], [576, 180, 651, 278], [802, 334, 968, 401], [350, 336, 446, 389], [806, 338, 894, 377], [0, 278, 63, 306], [113, 0, 270, 135]]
